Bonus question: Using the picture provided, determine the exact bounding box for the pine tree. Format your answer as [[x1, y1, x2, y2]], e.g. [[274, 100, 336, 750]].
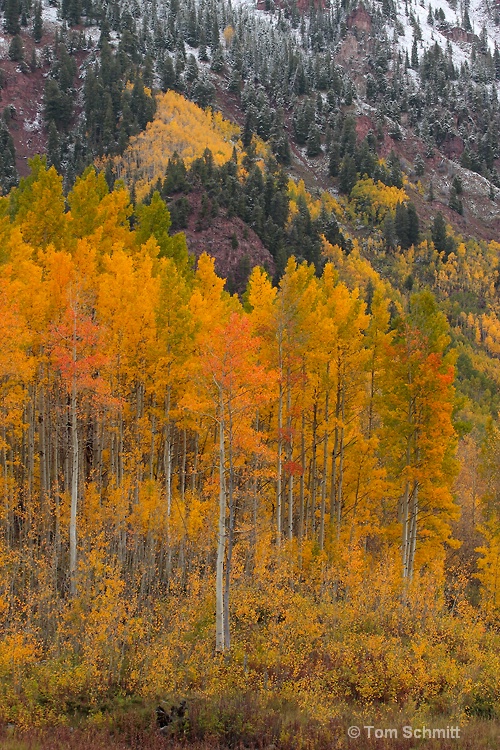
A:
[[33, 0, 43, 42], [414, 153, 425, 177], [271, 116, 291, 166], [394, 202, 409, 249], [0, 120, 18, 194], [339, 154, 357, 195], [463, 8, 472, 32], [306, 123, 322, 157], [210, 45, 224, 73], [407, 202, 420, 246], [411, 36, 419, 69], [383, 212, 396, 250], [432, 211, 448, 253], [9, 34, 24, 62], [4, 0, 21, 35], [44, 79, 73, 129], [328, 143, 341, 177], [449, 185, 463, 214], [160, 56, 177, 91], [47, 120, 61, 172], [387, 150, 403, 188]]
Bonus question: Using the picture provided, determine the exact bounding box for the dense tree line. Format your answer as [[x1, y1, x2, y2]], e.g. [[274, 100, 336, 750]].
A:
[[2, 0, 500, 196], [152, 148, 346, 279], [0, 160, 459, 641]]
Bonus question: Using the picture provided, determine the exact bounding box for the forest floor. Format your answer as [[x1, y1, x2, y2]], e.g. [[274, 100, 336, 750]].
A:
[[1, 716, 500, 750]]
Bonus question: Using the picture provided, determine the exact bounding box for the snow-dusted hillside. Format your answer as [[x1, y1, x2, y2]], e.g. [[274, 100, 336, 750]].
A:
[[1, 0, 500, 236], [394, 0, 500, 69]]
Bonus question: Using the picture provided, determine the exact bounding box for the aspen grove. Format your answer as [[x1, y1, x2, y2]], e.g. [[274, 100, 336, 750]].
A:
[[2, 159, 498, 732]]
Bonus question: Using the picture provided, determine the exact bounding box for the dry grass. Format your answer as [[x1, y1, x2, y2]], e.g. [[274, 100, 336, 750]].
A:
[[0, 718, 499, 750]]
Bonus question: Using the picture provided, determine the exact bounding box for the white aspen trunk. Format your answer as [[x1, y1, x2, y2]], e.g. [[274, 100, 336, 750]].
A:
[[96, 415, 103, 496], [191, 432, 199, 492], [53, 412, 60, 593], [223, 399, 235, 651], [149, 395, 156, 480], [251, 411, 259, 572], [368, 352, 376, 440], [39, 382, 48, 502], [401, 384, 414, 579], [135, 381, 144, 505], [276, 363, 283, 546], [408, 481, 419, 581], [299, 366, 306, 547], [401, 474, 411, 579], [69, 376, 78, 597], [310, 401, 318, 537], [110, 413, 116, 488], [336, 384, 345, 540], [319, 379, 329, 551], [27, 384, 35, 504], [401, 340, 415, 581], [329, 375, 341, 532], [118, 409, 124, 487], [286, 369, 293, 541], [215, 386, 226, 653], [2, 424, 9, 544], [181, 428, 187, 502], [164, 388, 172, 582]]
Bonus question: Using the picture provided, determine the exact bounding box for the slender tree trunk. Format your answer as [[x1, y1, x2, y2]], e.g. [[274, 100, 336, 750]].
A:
[[336, 383, 345, 540], [401, 387, 415, 579], [408, 481, 419, 581], [39, 381, 48, 503], [310, 401, 318, 537], [276, 363, 283, 546], [298, 409, 305, 546], [329, 377, 341, 533], [181, 428, 187, 502], [286, 368, 293, 541], [53, 414, 61, 594], [69, 378, 78, 597], [215, 387, 226, 653], [319, 375, 329, 551], [191, 432, 199, 492], [401, 431, 412, 579], [223, 401, 235, 651], [149, 395, 156, 480], [164, 388, 172, 583]]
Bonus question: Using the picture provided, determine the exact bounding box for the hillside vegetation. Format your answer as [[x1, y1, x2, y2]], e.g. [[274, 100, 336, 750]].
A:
[[2, 0, 500, 744], [0, 155, 500, 749]]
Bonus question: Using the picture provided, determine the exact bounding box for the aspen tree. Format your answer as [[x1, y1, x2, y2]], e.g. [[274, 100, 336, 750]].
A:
[[184, 254, 231, 651], [380, 292, 457, 580], [50, 286, 106, 594]]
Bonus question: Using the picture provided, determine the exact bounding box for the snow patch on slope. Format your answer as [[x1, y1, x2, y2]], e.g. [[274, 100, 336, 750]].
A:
[[392, 0, 500, 73], [41, 2, 60, 27]]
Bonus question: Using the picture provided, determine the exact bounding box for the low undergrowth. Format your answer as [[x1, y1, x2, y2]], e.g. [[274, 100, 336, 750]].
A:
[[1, 713, 499, 750], [1, 568, 500, 748]]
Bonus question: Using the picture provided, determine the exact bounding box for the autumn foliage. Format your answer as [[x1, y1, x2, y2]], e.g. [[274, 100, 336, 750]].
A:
[[116, 91, 240, 200], [0, 159, 499, 740]]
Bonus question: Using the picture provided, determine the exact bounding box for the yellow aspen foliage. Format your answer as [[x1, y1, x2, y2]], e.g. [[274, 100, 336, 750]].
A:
[[1, 161, 498, 732], [12, 156, 70, 251], [288, 178, 342, 223], [476, 518, 500, 614], [223, 25, 235, 46], [67, 167, 110, 239], [116, 91, 240, 200], [349, 177, 408, 224]]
